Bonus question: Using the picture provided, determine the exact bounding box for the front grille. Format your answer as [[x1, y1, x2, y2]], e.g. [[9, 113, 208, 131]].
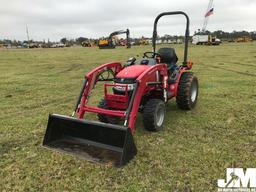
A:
[[114, 78, 136, 84]]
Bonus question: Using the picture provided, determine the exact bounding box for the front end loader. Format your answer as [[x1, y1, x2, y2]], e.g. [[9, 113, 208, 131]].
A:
[[43, 11, 199, 167]]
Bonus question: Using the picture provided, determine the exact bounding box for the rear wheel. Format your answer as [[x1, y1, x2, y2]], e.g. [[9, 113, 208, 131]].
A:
[[176, 72, 198, 110], [142, 99, 166, 131]]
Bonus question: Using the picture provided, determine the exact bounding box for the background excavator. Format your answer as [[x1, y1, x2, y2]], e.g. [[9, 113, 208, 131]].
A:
[[98, 29, 131, 49]]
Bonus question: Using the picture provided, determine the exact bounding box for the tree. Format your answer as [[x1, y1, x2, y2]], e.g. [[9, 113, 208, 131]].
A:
[[60, 38, 67, 44], [76, 37, 88, 44]]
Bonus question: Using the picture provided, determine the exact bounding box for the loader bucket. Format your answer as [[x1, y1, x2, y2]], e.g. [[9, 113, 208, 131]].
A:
[[43, 114, 137, 167]]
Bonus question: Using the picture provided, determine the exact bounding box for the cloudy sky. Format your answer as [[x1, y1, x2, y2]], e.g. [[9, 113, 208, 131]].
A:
[[1, 0, 255, 41]]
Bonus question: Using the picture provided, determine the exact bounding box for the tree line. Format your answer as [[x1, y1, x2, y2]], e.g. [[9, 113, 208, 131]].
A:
[[194, 30, 256, 41], [0, 30, 255, 46]]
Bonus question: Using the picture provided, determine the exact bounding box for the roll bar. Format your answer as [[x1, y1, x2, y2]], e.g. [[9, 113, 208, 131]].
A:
[[152, 11, 190, 65]]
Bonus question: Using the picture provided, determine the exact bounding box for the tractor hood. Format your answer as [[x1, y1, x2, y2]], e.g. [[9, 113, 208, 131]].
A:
[[116, 65, 150, 79]]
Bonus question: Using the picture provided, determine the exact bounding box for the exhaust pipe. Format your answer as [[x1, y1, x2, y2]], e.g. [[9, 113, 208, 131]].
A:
[[43, 114, 137, 167]]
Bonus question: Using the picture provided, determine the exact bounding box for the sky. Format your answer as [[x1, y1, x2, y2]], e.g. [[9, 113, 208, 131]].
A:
[[0, 0, 256, 41]]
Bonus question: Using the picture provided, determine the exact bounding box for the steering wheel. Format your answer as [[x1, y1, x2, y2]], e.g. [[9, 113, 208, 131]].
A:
[[143, 52, 161, 58]]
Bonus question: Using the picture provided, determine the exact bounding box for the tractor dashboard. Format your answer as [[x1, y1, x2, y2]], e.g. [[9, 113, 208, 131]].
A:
[[137, 58, 157, 65]]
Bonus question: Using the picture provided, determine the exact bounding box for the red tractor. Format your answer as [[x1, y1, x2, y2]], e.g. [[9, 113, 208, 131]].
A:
[[43, 11, 199, 167]]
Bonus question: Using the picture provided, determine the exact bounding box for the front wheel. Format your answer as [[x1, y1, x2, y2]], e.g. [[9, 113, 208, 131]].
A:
[[97, 99, 120, 124], [176, 72, 199, 110], [142, 99, 166, 131]]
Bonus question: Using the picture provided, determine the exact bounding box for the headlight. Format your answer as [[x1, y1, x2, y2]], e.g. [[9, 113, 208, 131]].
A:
[[127, 84, 135, 90], [114, 83, 135, 91]]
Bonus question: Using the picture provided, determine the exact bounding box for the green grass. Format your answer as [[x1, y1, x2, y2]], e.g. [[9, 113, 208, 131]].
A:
[[0, 43, 256, 191]]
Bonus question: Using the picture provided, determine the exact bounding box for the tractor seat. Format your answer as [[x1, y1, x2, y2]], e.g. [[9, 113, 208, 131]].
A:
[[157, 47, 178, 71]]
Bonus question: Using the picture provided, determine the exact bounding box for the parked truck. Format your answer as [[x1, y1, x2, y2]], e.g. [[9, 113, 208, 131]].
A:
[[192, 35, 221, 45]]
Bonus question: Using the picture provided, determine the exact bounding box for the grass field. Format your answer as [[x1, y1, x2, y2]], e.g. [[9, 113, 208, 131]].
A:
[[0, 43, 256, 192]]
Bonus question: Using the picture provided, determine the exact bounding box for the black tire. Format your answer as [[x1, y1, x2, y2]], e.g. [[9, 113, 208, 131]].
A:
[[142, 99, 166, 131], [97, 98, 120, 124], [176, 72, 199, 110], [97, 99, 109, 123]]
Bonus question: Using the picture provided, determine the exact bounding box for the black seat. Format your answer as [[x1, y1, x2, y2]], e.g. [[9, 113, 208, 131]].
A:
[[157, 47, 178, 69]]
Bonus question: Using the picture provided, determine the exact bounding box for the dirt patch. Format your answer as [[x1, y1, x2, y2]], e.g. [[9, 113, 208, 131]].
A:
[[5, 94, 12, 98], [55, 63, 83, 74]]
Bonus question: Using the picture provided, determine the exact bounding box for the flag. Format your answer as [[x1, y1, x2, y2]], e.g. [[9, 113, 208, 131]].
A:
[[205, 8, 214, 17]]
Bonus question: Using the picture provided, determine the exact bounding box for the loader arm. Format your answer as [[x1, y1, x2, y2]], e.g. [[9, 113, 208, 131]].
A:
[[76, 62, 123, 118], [76, 62, 168, 133]]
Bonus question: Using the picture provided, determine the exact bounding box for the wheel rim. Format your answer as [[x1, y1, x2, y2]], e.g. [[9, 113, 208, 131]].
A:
[[190, 80, 198, 103], [156, 107, 165, 127]]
